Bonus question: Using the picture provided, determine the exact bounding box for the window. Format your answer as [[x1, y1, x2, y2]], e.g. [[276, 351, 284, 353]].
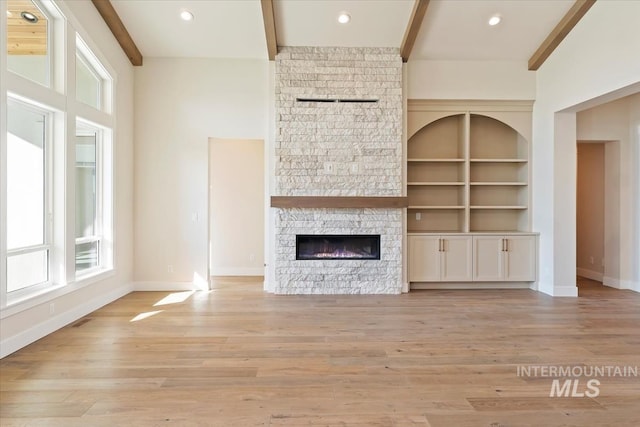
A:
[[75, 124, 103, 275], [6, 99, 51, 294], [2, 1, 115, 309], [6, 0, 54, 87], [76, 52, 101, 109], [76, 35, 111, 111]]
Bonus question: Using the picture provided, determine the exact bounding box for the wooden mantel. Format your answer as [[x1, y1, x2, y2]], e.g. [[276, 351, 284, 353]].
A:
[[271, 196, 409, 209]]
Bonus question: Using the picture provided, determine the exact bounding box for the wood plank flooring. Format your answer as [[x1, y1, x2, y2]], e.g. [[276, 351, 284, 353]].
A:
[[1, 277, 639, 426]]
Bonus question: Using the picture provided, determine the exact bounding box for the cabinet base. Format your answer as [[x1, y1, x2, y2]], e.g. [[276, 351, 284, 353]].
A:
[[410, 282, 533, 290]]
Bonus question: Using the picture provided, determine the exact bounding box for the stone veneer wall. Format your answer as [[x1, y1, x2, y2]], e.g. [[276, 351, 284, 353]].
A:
[[274, 47, 403, 294]]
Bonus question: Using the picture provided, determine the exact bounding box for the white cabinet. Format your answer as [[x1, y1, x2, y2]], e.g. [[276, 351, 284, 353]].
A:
[[408, 234, 537, 284], [503, 235, 537, 281], [408, 235, 473, 282], [472, 235, 537, 282]]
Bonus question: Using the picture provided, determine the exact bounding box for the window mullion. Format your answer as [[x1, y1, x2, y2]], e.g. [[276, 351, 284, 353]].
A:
[[7, 244, 51, 257], [75, 236, 99, 245]]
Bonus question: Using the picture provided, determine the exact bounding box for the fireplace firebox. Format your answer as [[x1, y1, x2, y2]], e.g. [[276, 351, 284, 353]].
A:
[[296, 235, 381, 260]]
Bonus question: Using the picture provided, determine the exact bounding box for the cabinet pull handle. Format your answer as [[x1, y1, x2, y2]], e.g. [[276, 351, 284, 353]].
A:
[[442, 239, 445, 252], [502, 239, 506, 252], [505, 239, 509, 252]]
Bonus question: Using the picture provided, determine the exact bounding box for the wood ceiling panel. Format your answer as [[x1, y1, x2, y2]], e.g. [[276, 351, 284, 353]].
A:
[[7, 0, 47, 55]]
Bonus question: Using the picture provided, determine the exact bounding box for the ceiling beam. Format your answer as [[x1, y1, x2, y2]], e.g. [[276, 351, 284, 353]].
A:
[[261, 0, 278, 60], [91, 0, 143, 66], [528, 0, 596, 71], [400, 0, 430, 63]]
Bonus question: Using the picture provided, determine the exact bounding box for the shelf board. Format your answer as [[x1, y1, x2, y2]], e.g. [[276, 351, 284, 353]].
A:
[[408, 229, 463, 234], [408, 158, 465, 163], [470, 182, 527, 186], [409, 205, 465, 210], [408, 182, 465, 186], [470, 205, 527, 210], [470, 158, 527, 163], [469, 229, 527, 233]]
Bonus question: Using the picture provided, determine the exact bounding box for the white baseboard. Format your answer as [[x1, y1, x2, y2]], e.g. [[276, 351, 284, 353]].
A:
[[132, 281, 205, 291], [577, 268, 604, 282], [551, 285, 579, 297], [603, 276, 640, 292], [603, 276, 622, 289], [210, 267, 264, 276], [1, 283, 132, 359]]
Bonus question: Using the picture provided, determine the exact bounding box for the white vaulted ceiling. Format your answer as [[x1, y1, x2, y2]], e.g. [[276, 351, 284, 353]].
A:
[[109, 0, 579, 62], [110, 0, 268, 59], [273, 0, 415, 49], [414, 0, 575, 61]]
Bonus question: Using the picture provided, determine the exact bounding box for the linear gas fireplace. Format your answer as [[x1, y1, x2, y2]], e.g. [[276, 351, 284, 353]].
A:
[[296, 235, 381, 260]]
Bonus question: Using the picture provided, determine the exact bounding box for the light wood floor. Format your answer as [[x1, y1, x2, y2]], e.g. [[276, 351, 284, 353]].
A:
[[1, 278, 639, 426]]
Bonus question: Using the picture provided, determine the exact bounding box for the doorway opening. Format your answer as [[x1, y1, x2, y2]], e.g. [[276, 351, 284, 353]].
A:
[[574, 92, 640, 295], [208, 138, 265, 287]]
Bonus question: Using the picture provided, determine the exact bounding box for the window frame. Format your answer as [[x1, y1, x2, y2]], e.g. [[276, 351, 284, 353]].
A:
[[6, 0, 57, 89], [75, 50, 102, 110], [76, 34, 112, 113], [5, 97, 54, 301], [1, 0, 117, 314], [74, 122, 105, 279]]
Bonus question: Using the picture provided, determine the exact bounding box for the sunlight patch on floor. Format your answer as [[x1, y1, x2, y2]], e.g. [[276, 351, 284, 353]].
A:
[[130, 310, 163, 322], [153, 290, 195, 306]]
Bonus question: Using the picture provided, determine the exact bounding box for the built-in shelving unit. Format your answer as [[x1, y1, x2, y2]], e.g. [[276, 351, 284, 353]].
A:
[[406, 100, 536, 288], [407, 101, 533, 234]]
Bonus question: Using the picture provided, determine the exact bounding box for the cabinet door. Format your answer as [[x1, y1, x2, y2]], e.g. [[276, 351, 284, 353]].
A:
[[473, 236, 503, 281], [504, 236, 536, 281], [441, 236, 473, 281], [408, 236, 441, 282]]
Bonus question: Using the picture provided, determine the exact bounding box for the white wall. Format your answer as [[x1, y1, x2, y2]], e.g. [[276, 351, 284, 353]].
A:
[[407, 60, 535, 100], [209, 138, 264, 276], [533, 0, 640, 296], [577, 94, 640, 291], [632, 96, 640, 291], [1, 0, 135, 357], [134, 58, 268, 288]]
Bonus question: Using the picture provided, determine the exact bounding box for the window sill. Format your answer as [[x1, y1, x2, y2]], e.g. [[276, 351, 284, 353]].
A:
[[1, 268, 115, 319], [75, 267, 114, 286]]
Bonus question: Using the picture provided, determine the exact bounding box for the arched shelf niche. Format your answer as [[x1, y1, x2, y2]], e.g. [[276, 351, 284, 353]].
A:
[[406, 102, 532, 233]]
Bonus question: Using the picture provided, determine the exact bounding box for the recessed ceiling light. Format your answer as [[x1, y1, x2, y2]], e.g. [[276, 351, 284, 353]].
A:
[[20, 11, 38, 23], [488, 15, 501, 26], [338, 12, 351, 24], [180, 10, 194, 21]]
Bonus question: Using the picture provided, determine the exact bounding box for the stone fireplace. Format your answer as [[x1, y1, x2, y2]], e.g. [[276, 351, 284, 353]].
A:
[[272, 47, 403, 294]]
